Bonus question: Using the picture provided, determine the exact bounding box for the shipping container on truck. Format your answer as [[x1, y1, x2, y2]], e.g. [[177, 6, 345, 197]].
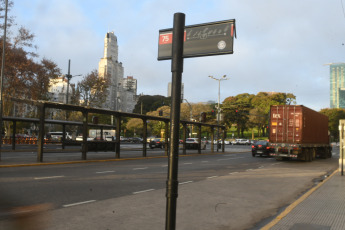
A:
[[269, 105, 332, 161]]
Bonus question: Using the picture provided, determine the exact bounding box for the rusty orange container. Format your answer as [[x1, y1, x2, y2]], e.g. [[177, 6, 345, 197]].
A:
[[269, 105, 329, 145]]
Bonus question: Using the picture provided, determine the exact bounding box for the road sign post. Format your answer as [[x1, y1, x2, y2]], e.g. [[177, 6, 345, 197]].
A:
[[165, 12, 185, 230], [159, 14, 236, 230]]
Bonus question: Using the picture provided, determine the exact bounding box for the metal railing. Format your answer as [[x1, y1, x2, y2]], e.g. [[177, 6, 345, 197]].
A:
[[0, 98, 226, 162]]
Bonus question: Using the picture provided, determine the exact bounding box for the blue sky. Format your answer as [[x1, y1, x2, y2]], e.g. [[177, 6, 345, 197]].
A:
[[11, 0, 345, 111]]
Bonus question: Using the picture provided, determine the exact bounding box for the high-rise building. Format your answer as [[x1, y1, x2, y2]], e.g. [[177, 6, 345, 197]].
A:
[[98, 32, 137, 112], [329, 63, 345, 108], [167, 82, 184, 100]]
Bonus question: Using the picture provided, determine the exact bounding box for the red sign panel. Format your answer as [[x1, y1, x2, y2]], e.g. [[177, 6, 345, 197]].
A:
[[159, 32, 186, 45]]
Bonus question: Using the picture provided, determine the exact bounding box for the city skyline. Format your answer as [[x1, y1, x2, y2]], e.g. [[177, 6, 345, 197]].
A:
[[13, 1, 345, 111]]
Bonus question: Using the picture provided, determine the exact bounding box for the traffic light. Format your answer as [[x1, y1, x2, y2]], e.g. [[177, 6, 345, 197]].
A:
[[200, 112, 206, 122], [159, 110, 163, 116], [211, 110, 216, 116]]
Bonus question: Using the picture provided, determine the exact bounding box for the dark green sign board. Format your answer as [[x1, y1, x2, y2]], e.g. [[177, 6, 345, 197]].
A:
[[158, 19, 236, 60]]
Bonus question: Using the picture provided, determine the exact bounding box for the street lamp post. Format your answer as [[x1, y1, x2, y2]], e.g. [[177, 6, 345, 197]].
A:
[[208, 75, 229, 151], [65, 59, 81, 104]]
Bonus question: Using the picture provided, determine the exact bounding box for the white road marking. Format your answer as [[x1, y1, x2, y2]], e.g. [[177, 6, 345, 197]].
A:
[[183, 163, 192, 165], [133, 167, 148, 170], [161, 165, 168, 167], [217, 157, 245, 161], [34, 176, 65, 180], [229, 172, 239, 175], [201, 161, 209, 163], [63, 200, 96, 208], [133, 189, 155, 194], [207, 176, 218, 179], [96, 171, 115, 174], [179, 181, 193, 185]]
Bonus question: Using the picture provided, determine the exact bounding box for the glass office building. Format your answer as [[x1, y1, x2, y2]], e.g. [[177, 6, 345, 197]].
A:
[[330, 63, 345, 108]]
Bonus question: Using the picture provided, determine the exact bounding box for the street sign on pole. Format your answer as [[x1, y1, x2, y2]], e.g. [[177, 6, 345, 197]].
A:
[[158, 19, 236, 60], [159, 15, 236, 230]]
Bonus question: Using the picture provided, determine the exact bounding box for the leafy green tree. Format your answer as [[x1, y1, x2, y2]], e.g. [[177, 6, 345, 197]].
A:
[[76, 70, 109, 107], [126, 118, 145, 136], [133, 95, 170, 114], [222, 92, 296, 138], [0, 1, 61, 136], [222, 93, 254, 137], [319, 108, 345, 141]]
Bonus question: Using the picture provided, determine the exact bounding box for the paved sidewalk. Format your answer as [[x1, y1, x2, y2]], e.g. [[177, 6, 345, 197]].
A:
[[266, 169, 345, 230]]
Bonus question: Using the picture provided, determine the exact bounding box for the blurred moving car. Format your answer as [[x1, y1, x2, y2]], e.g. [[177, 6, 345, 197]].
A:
[[147, 136, 156, 143], [234, 139, 250, 145], [149, 138, 164, 149], [130, 137, 143, 143], [251, 140, 272, 157], [75, 136, 95, 141]]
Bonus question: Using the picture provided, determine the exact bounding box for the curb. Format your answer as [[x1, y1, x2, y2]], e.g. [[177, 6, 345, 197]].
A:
[[0, 151, 247, 168], [261, 169, 338, 230]]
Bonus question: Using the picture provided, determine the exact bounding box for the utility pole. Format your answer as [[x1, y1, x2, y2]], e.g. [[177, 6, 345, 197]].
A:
[[0, 0, 9, 160], [65, 60, 81, 105]]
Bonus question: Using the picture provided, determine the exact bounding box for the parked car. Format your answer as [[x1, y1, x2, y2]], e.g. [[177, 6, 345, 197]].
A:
[[130, 137, 143, 143], [149, 138, 165, 149], [186, 138, 206, 150], [105, 136, 116, 141], [233, 139, 250, 145], [251, 140, 272, 157]]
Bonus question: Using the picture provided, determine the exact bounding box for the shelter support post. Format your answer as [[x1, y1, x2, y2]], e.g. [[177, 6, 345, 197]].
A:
[[37, 105, 45, 162]]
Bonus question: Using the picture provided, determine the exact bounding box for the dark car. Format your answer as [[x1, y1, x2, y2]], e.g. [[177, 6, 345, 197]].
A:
[[251, 140, 272, 157], [130, 137, 143, 143], [149, 138, 164, 149]]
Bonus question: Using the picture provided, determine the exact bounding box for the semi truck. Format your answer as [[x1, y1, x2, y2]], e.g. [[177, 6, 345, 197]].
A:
[[269, 105, 332, 161]]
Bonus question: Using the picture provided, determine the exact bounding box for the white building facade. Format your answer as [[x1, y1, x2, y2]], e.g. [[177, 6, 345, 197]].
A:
[[98, 32, 137, 112], [48, 77, 74, 103]]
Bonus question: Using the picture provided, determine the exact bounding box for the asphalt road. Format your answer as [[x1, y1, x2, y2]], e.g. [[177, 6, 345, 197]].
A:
[[0, 145, 339, 230], [0, 145, 265, 208]]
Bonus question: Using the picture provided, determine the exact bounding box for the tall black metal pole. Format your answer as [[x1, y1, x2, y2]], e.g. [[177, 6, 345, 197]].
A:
[[0, 0, 9, 161], [165, 12, 185, 230], [66, 59, 71, 104]]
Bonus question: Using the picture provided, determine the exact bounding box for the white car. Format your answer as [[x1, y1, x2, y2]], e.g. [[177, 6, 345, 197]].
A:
[[234, 139, 250, 145], [186, 138, 206, 150]]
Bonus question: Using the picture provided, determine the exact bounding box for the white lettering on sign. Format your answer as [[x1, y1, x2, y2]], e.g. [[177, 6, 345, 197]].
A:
[[162, 35, 170, 43], [272, 114, 281, 118]]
